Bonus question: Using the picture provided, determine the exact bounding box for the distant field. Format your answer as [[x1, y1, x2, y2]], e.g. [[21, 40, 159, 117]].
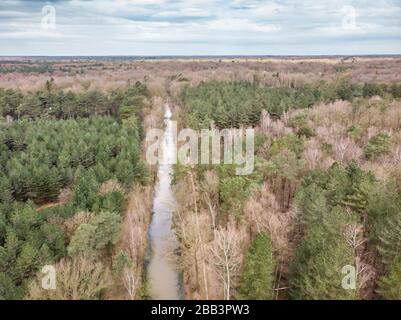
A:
[[1, 56, 401, 95]]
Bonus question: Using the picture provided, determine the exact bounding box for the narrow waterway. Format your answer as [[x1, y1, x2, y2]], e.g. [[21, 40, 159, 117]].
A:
[[147, 103, 182, 300]]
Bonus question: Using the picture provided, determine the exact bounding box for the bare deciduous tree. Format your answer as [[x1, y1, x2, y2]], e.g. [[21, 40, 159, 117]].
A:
[[260, 109, 273, 134], [343, 223, 376, 298], [209, 225, 243, 300], [303, 139, 322, 170], [174, 172, 213, 299], [123, 267, 140, 300], [119, 184, 152, 300], [335, 137, 350, 164], [244, 183, 294, 266], [27, 256, 111, 300], [343, 224, 366, 251], [392, 146, 401, 164], [200, 170, 219, 231]]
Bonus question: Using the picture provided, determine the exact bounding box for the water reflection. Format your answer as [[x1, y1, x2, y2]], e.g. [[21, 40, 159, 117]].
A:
[[147, 104, 182, 300]]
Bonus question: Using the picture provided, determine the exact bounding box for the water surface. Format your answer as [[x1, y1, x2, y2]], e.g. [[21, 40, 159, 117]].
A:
[[147, 103, 182, 300]]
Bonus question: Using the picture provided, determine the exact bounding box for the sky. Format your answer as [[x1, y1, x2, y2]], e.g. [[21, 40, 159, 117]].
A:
[[0, 0, 401, 56]]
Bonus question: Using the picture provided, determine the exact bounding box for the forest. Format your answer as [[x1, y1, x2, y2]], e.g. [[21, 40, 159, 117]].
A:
[[0, 80, 151, 299], [0, 79, 149, 121], [181, 79, 401, 129], [1, 57, 401, 300], [173, 72, 401, 300]]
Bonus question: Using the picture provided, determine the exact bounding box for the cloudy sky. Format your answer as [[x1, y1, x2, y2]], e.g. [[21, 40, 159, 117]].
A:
[[1, 0, 401, 56]]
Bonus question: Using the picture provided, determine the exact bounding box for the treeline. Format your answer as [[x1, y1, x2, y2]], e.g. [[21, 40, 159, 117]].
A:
[[181, 79, 401, 129], [0, 64, 54, 74], [0, 79, 149, 121], [0, 117, 148, 299]]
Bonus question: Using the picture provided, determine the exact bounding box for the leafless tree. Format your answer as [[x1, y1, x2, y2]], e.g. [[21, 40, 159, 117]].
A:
[[209, 225, 243, 300], [123, 267, 140, 300], [260, 109, 273, 134], [303, 140, 322, 170], [120, 184, 152, 300], [27, 256, 111, 300], [244, 183, 294, 267], [343, 224, 366, 251], [392, 146, 401, 164], [335, 137, 350, 164], [200, 170, 219, 231], [174, 172, 213, 299], [343, 223, 376, 296]]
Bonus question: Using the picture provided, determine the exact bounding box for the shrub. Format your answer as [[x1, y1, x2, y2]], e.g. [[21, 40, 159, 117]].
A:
[[363, 83, 383, 98], [296, 126, 315, 138], [347, 125, 363, 141], [288, 112, 308, 129]]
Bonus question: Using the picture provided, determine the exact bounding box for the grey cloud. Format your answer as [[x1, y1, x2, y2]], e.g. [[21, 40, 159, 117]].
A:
[[0, 0, 400, 55]]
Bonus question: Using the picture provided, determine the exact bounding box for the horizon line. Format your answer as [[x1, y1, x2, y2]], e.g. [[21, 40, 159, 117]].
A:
[[1, 53, 401, 59]]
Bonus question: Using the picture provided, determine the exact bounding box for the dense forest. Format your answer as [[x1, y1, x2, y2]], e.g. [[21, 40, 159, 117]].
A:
[[0, 81, 150, 299], [180, 79, 401, 129], [1, 57, 401, 300], [0, 79, 149, 121]]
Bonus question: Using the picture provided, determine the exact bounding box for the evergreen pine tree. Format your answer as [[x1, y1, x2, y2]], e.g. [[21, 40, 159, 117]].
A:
[[237, 233, 275, 300]]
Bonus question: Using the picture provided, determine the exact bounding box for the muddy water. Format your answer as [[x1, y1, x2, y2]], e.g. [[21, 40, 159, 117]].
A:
[[147, 104, 182, 300]]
